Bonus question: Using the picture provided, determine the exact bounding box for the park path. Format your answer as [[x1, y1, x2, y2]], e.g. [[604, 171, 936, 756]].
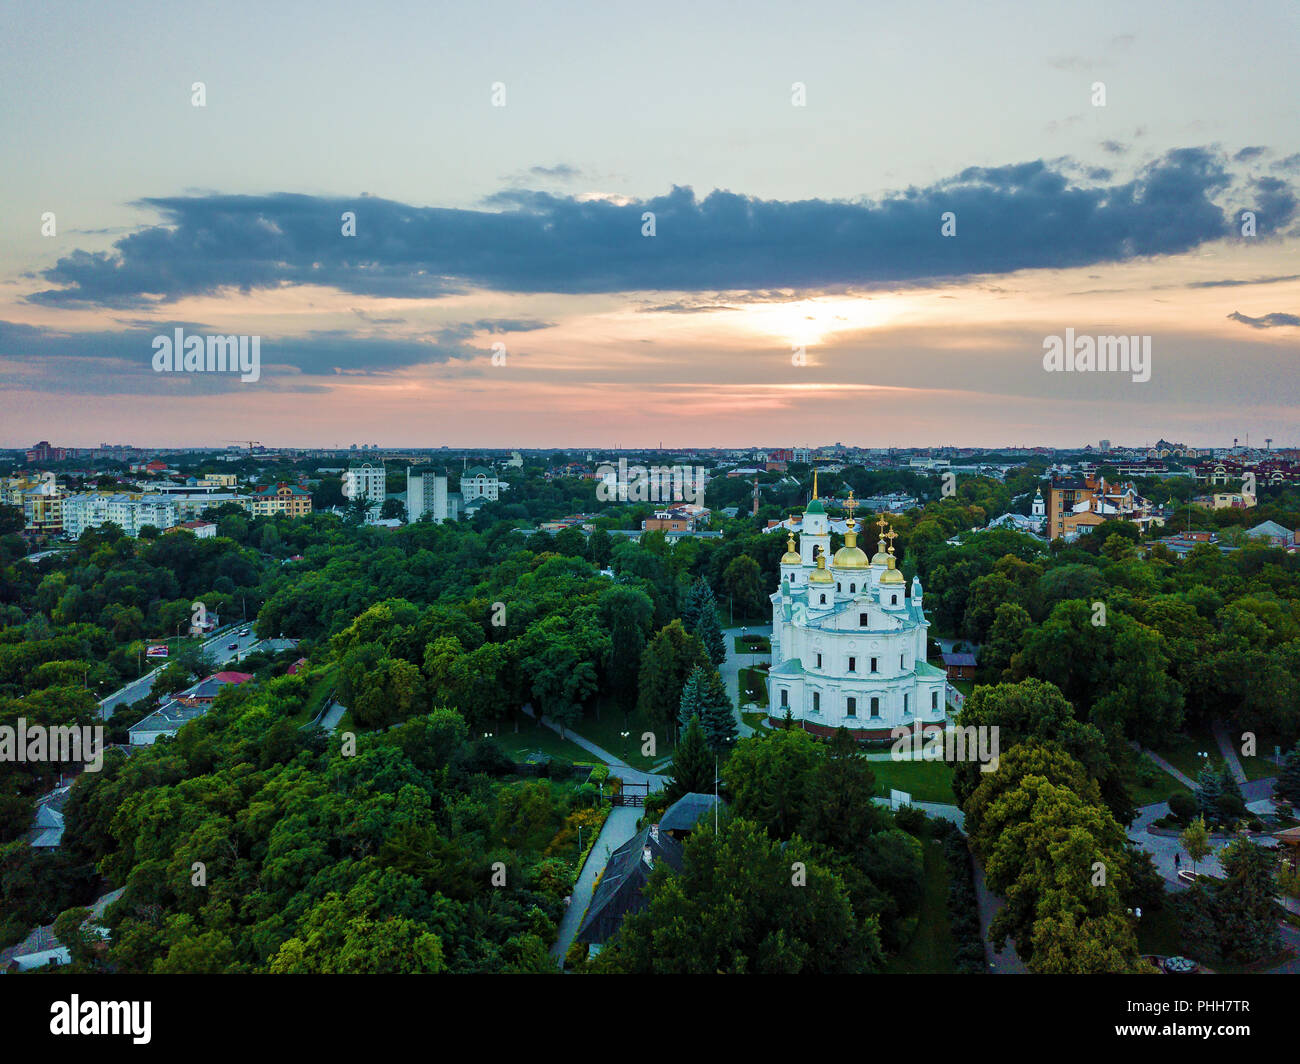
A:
[[1128, 742, 1198, 790], [1212, 719, 1248, 785], [549, 805, 642, 964], [722, 624, 771, 739], [521, 705, 667, 968], [971, 857, 1028, 973]]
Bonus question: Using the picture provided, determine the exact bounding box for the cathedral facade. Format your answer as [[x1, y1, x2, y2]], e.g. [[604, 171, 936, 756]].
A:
[[766, 483, 948, 739]]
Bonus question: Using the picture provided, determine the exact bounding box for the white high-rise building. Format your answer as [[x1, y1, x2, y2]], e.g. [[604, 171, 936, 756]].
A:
[[766, 480, 946, 738], [344, 459, 386, 520], [406, 466, 461, 523]]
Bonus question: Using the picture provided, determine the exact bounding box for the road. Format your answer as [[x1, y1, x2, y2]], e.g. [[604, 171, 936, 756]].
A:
[[98, 625, 264, 719]]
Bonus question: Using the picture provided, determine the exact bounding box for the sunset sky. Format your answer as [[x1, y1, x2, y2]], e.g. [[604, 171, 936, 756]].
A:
[[1, 0, 1297, 449]]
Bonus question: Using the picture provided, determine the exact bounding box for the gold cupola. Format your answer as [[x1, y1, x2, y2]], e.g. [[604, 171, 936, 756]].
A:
[[781, 532, 801, 565], [808, 551, 834, 583], [832, 490, 869, 569], [880, 528, 905, 585]]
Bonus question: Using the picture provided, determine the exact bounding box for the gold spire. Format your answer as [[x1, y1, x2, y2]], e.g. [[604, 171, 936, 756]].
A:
[[871, 514, 890, 565], [812, 469, 819, 500]]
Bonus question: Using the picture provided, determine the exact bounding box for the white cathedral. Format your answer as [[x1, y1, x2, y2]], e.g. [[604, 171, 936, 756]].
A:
[[766, 480, 948, 739]]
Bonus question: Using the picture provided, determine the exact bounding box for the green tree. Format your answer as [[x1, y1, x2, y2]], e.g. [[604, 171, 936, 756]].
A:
[[665, 715, 714, 804], [637, 620, 708, 735], [1278, 742, 1300, 806], [1213, 834, 1282, 963], [721, 555, 764, 622], [1180, 816, 1210, 875]]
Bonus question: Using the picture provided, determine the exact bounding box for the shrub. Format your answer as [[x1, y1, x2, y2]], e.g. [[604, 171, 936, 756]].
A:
[[1168, 792, 1198, 823], [894, 805, 927, 836]]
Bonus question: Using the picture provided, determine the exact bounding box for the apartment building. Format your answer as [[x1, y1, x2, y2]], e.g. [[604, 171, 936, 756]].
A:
[[406, 466, 461, 523], [344, 459, 386, 517], [62, 493, 178, 538], [250, 482, 312, 517]]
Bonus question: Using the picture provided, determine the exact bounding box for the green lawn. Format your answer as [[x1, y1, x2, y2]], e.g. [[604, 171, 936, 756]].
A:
[[869, 759, 956, 805], [737, 667, 769, 708], [565, 701, 667, 771], [1124, 751, 1191, 807], [1153, 723, 1279, 784], [733, 636, 771, 654], [290, 665, 337, 725], [884, 838, 957, 974], [493, 722, 598, 765]]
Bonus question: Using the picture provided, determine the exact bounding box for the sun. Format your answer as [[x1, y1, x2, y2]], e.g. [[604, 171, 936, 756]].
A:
[[743, 296, 895, 349]]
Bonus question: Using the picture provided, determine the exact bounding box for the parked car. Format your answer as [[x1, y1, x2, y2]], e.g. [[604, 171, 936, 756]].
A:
[[227, 643, 239, 651]]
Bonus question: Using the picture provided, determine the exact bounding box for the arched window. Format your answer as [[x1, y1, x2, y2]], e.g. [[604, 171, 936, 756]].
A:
[[850, 583, 856, 593], [820, 594, 826, 604], [890, 594, 898, 605]]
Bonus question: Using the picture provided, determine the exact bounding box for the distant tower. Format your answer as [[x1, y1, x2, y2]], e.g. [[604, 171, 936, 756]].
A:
[[751, 477, 760, 516], [1266, 438, 1273, 451], [1032, 487, 1045, 520]]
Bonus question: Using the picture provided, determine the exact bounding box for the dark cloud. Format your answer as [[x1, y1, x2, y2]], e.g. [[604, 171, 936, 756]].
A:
[[0, 316, 525, 393], [1187, 274, 1300, 289], [1234, 146, 1268, 162], [29, 148, 1286, 308], [527, 164, 582, 181], [1227, 311, 1300, 329]]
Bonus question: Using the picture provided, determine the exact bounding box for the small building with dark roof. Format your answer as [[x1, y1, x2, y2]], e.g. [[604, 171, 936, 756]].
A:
[[576, 824, 683, 949], [658, 793, 724, 839], [941, 651, 977, 680]]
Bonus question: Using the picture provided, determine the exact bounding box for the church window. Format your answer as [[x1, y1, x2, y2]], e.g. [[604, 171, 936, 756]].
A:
[[890, 594, 898, 605], [848, 656, 856, 672], [870, 657, 878, 672], [812, 692, 820, 712], [859, 612, 869, 627], [850, 583, 856, 593], [836, 583, 841, 592], [780, 689, 788, 708], [815, 653, 822, 669], [846, 697, 856, 717], [931, 690, 939, 710], [900, 653, 904, 668], [870, 697, 879, 717], [819, 594, 826, 605], [903, 693, 909, 714]]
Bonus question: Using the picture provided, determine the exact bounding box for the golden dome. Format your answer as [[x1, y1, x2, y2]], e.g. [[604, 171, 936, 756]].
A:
[[879, 554, 905, 585], [871, 537, 891, 565], [832, 517, 869, 568], [781, 533, 801, 565], [808, 553, 833, 583]]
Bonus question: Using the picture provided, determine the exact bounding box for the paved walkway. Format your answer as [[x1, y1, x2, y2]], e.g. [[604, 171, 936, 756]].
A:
[[971, 856, 1028, 973], [1212, 719, 1248, 785], [549, 805, 642, 964], [722, 625, 770, 739], [317, 700, 346, 733], [1129, 742, 1198, 790], [524, 705, 667, 792]]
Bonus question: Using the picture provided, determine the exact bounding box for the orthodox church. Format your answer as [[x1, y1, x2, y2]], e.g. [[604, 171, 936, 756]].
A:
[[766, 478, 948, 739]]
